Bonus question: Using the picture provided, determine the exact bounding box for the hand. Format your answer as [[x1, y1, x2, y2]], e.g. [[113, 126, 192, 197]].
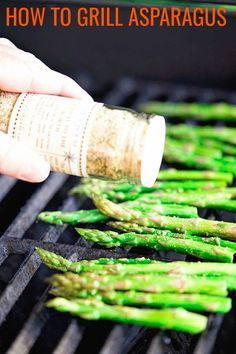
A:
[[0, 38, 93, 182]]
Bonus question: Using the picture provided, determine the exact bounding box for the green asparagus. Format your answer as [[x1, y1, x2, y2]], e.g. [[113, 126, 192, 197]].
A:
[[73, 177, 235, 206], [166, 137, 222, 159], [38, 202, 198, 225], [107, 189, 236, 209], [92, 194, 236, 240], [126, 203, 198, 217], [48, 272, 228, 296], [141, 101, 236, 122], [189, 138, 236, 157], [167, 125, 236, 146], [38, 209, 108, 225], [165, 143, 236, 176], [137, 190, 236, 212], [76, 228, 235, 262], [36, 247, 157, 270], [70, 180, 228, 200], [158, 169, 233, 183], [47, 297, 208, 334], [35, 248, 236, 279], [50, 288, 231, 314], [108, 221, 236, 251]]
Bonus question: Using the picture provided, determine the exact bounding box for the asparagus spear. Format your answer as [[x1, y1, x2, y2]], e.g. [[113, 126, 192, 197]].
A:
[[166, 137, 222, 159], [48, 272, 228, 296], [141, 101, 236, 122], [105, 291, 231, 313], [126, 203, 198, 218], [167, 125, 236, 146], [137, 190, 236, 212], [47, 297, 208, 334], [108, 189, 236, 209], [38, 202, 198, 225], [39, 185, 236, 228], [158, 169, 233, 183], [140, 187, 236, 200], [164, 151, 236, 176], [166, 137, 236, 165], [92, 194, 236, 240], [220, 155, 236, 164], [36, 247, 156, 270], [38, 209, 108, 225], [189, 138, 236, 157], [70, 180, 228, 199], [76, 228, 235, 263], [74, 175, 234, 204], [108, 222, 236, 251], [164, 144, 236, 176], [35, 248, 236, 280], [50, 288, 231, 314]]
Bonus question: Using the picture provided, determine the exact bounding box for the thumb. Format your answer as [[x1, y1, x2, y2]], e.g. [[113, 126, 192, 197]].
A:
[[0, 132, 50, 182]]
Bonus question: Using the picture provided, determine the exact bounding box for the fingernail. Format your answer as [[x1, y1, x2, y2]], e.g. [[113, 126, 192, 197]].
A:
[[20, 158, 50, 182]]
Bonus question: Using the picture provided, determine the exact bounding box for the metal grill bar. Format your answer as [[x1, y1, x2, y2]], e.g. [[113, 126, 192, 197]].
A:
[[2, 195, 80, 353], [0, 195, 78, 326], [6, 293, 49, 354], [52, 320, 84, 354], [4, 237, 144, 260], [0, 173, 67, 241], [99, 325, 145, 354], [0, 173, 67, 267], [102, 78, 236, 110], [193, 315, 224, 354], [146, 335, 162, 354], [0, 176, 16, 202]]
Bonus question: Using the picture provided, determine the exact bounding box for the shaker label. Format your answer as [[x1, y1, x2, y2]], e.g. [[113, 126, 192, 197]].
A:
[[8, 93, 102, 176]]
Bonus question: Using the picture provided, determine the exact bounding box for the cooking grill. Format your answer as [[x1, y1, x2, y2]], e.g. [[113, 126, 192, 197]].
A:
[[0, 76, 235, 354]]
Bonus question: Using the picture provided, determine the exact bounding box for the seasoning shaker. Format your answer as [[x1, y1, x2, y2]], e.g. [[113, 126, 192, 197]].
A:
[[0, 91, 165, 186]]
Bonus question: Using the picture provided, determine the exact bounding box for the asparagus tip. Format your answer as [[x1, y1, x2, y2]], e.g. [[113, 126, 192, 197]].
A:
[[75, 228, 90, 237], [46, 297, 64, 308], [35, 247, 45, 258], [38, 211, 63, 225], [68, 187, 78, 196], [36, 247, 58, 264]]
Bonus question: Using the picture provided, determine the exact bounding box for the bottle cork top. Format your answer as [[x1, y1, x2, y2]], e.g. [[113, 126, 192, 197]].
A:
[[141, 115, 166, 187]]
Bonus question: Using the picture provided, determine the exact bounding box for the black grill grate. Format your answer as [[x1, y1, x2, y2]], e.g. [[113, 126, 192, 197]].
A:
[[1, 77, 236, 354]]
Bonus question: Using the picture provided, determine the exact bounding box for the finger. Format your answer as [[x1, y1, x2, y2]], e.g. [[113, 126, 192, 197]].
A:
[[26, 67, 93, 101], [44, 70, 93, 101], [20, 49, 48, 70], [0, 38, 16, 48], [20, 49, 93, 100], [0, 132, 50, 182], [0, 50, 93, 101], [0, 45, 48, 70]]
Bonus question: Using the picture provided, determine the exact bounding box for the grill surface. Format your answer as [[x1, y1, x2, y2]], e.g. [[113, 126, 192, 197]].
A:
[[1, 77, 236, 354]]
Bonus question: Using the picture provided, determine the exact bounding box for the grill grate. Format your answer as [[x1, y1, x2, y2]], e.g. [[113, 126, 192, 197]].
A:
[[1, 77, 236, 354]]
